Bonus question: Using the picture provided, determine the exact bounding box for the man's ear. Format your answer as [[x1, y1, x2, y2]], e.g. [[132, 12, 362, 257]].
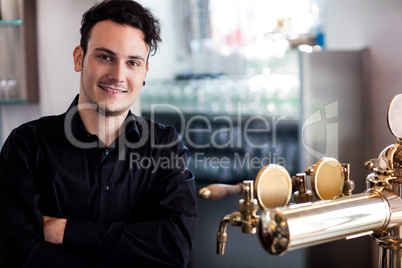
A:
[[73, 46, 84, 72]]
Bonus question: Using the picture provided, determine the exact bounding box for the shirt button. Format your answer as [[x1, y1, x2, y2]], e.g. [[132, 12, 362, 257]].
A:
[[104, 185, 110, 191], [105, 150, 109, 155]]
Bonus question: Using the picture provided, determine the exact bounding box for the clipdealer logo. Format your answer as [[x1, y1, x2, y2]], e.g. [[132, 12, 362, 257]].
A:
[[149, 103, 288, 171], [64, 102, 289, 167], [301, 101, 338, 160], [65, 101, 343, 171]]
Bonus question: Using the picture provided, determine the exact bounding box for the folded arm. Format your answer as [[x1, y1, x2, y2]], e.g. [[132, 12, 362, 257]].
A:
[[63, 174, 197, 267], [0, 126, 197, 268], [42, 172, 197, 267]]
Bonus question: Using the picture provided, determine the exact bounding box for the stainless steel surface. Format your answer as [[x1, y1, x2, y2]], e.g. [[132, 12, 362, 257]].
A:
[[257, 94, 402, 268], [203, 93, 402, 267], [259, 188, 397, 255], [299, 50, 370, 188]]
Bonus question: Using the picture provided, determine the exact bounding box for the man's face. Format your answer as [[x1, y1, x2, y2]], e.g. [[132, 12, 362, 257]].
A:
[[73, 20, 149, 116]]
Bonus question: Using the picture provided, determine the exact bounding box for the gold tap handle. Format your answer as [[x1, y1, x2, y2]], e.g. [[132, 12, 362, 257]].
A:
[[310, 157, 344, 200], [199, 183, 243, 200]]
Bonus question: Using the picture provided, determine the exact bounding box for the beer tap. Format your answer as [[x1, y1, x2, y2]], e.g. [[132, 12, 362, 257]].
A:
[[257, 94, 402, 268], [203, 94, 402, 267], [201, 158, 356, 254], [201, 165, 293, 255], [215, 181, 259, 255]]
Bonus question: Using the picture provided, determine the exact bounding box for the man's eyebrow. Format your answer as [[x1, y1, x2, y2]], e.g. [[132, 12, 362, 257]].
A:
[[94, 47, 116, 56], [94, 47, 146, 61], [128, 55, 146, 61]]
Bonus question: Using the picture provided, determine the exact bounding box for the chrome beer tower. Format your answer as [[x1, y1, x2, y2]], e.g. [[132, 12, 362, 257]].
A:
[[200, 94, 402, 267]]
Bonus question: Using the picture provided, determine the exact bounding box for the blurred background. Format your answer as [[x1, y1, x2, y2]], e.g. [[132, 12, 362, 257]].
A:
[[1, 0, 402, 267]]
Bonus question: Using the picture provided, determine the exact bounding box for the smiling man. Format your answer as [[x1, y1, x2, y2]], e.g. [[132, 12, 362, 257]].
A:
[[74, 19, 150, 147], [0, 1, 197, 267], [77, 21, 148, 116]]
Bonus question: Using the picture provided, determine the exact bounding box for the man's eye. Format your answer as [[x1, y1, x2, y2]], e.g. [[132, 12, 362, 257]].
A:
[[99, 55, 111, 61], [128, 61, 139, 67]]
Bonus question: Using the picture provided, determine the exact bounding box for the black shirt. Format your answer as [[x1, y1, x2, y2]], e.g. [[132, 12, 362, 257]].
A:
[[0, 96, 197, 268]]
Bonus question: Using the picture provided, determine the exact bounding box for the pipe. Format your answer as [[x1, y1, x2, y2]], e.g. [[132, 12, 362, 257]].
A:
[[258, 187, 402, 255]]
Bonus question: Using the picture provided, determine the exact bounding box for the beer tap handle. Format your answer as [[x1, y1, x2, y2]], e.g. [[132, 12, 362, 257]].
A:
[[307, 157, 345, 200], [254, 164, 292, 209], [199, 183, 243, 200]]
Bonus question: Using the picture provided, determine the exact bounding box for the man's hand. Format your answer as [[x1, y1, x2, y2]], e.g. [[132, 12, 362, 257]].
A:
[[43, 215, 67, 245]]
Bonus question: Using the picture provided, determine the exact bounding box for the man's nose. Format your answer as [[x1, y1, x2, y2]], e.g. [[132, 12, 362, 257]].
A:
[[108, 61, 126, 83]]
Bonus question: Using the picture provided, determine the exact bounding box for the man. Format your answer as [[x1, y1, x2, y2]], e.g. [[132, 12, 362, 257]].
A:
[[0, 1, 197, 267]]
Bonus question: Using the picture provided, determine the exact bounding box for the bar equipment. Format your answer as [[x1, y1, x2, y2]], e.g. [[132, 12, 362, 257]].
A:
[[200, 164, 293, 255], [200, 94, 402, 267], [200, 157, 352, 255]]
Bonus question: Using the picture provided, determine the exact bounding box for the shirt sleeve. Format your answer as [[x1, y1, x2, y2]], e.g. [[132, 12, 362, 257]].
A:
[[0, 127, 94, 268], [62, 128, 198, 268]]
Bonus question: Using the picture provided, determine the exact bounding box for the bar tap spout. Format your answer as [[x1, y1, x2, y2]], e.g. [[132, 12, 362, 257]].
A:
[[216, 212, 241, 255], [201, 165, 293, 255], [216, 180, 259, 255]]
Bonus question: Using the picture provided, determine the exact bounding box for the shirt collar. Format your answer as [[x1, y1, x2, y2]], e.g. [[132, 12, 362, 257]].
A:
[[124, 110, 142, 141], [65, 94, 141, 141], [67, 95, 86, 136]]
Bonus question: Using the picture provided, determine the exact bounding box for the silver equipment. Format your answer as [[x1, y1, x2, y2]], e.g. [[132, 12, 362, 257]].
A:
[[200, 94, 402, 268]]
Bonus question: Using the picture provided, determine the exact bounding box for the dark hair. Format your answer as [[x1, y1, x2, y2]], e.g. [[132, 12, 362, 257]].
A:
[[80, 0, 162, 58]]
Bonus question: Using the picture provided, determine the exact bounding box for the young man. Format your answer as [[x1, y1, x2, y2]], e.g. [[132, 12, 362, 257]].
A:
[[0, 1, 197, 267]]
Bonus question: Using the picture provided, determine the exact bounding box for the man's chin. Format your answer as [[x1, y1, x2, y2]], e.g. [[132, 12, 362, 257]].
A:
[[97, 105, 129, 117]]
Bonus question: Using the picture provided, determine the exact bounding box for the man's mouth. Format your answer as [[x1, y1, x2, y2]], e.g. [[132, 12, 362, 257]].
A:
[[98, 85, 127, 94]]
